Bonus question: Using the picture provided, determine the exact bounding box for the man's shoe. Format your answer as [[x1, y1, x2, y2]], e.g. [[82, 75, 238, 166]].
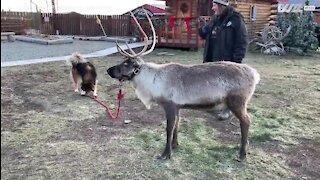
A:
[[217, 109, 233, 121]]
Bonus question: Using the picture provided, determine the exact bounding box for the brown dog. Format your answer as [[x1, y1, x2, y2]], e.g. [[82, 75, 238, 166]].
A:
[[67, 53, 98, 96]]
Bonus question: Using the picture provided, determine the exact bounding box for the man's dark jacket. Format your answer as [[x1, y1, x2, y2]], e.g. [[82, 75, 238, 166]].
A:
[[199, 7, 248, 63]]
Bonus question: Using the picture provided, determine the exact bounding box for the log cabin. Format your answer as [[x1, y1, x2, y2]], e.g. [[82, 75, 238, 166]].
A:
[[154, 0, 277, 49]]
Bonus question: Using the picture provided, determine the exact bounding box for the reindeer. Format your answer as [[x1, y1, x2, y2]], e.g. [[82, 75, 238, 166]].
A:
[[106, 9, 260, 161]]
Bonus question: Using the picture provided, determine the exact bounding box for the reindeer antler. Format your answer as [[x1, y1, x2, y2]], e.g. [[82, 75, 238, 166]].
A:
[[140, 9, 156, 56], [115, 8, 156, 58]]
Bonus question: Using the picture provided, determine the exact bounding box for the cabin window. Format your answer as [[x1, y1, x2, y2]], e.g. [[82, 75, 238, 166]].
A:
[[250, 5, 257, 21]]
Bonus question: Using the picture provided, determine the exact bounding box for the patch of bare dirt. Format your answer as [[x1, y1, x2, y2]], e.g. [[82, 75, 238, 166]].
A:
[[1, 69, 62, 131], [286, 139, 320, 179], [54, 99, 165, 144]]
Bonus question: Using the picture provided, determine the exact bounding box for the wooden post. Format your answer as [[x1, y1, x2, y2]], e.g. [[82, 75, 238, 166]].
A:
[[96, 15, 107, 37], [51, 0, 56, 13]]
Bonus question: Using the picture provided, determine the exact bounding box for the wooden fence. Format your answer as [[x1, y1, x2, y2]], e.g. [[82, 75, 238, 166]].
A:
[[1, 11, 202, 49], [1, 11, 131, 37], [40, 12, 131, 36]]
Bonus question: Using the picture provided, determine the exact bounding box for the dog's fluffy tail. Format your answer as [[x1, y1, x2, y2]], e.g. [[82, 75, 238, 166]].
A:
[[66, 52, 86, 66]]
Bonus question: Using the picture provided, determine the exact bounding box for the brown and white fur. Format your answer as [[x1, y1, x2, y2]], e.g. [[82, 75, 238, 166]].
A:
[[106, 9, 260, 161], [67, 53, 98, 96]]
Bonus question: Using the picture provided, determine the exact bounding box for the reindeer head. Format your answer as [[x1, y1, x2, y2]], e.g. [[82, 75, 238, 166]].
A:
[[107, 9, 156, 82], [107, 57, 142, 81]]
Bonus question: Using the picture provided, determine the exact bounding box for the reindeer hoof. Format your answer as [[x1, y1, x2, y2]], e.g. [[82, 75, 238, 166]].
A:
[[157, 153, 171, 160], [236, 157, 246, 162], [80, 90, 86, 96], [74, 89, 79, 93], [236, 154, 247, 162]]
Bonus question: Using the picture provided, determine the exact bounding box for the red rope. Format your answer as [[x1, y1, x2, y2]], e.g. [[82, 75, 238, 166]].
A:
[[93, 89, 124, 120]]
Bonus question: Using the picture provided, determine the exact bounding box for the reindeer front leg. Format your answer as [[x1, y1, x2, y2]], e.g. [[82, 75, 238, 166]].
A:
[[159, 102, 178, 160], [172, 109, 180, 149]]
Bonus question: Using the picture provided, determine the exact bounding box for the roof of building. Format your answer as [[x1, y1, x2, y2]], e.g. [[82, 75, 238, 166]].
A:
[[123, 4, 166, 16]]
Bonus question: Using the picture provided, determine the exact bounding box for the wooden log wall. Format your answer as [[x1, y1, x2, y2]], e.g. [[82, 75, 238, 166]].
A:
[[164, 0, 274, 47], [165, 0, 198, 37], [163, 0, 201, 48], [233, 0, 273, 39], [1, 11, 41, 32], [1, 18, 30, 34]]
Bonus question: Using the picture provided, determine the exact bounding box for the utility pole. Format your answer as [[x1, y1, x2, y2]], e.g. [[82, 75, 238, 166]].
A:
[[56, 0, 58, 12], [46, 0, 49, 12], [51, 0, 56, 35], [51, 0, 56, 13], [30, 0, 32, 12]]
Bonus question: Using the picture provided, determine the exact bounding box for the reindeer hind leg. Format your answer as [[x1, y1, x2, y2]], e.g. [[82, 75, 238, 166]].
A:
[[172, 109, 180, 149], [227, 95, 250, 161]]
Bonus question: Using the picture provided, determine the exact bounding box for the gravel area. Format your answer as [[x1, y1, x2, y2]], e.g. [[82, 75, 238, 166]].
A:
[[1, 40, 117, 62]]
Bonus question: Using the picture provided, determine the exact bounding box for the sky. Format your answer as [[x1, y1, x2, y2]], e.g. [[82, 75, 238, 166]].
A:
[[1, 0, 166, 15]]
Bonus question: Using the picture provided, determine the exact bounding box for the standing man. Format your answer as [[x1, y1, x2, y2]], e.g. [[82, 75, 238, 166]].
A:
[[199, 0, 248, 120], [199, 0, 248, 63]]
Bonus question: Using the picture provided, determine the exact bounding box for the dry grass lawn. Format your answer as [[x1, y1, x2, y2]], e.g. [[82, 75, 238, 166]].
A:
[[1, 49, 320, 179]]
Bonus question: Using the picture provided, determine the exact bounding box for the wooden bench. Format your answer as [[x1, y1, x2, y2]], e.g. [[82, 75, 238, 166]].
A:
[[1, 32, 15, 42]]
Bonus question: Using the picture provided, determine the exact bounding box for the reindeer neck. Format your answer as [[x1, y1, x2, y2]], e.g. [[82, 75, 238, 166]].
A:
[[132, 63, 163, 89]]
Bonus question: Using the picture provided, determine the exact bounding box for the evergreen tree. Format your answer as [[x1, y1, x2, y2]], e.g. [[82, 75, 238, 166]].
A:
[[276, 0, 318, 55], [301, 11, 318, 52]]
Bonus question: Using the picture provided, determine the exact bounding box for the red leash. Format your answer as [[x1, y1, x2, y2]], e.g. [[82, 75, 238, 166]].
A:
[[93, 89, 124, 120]]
